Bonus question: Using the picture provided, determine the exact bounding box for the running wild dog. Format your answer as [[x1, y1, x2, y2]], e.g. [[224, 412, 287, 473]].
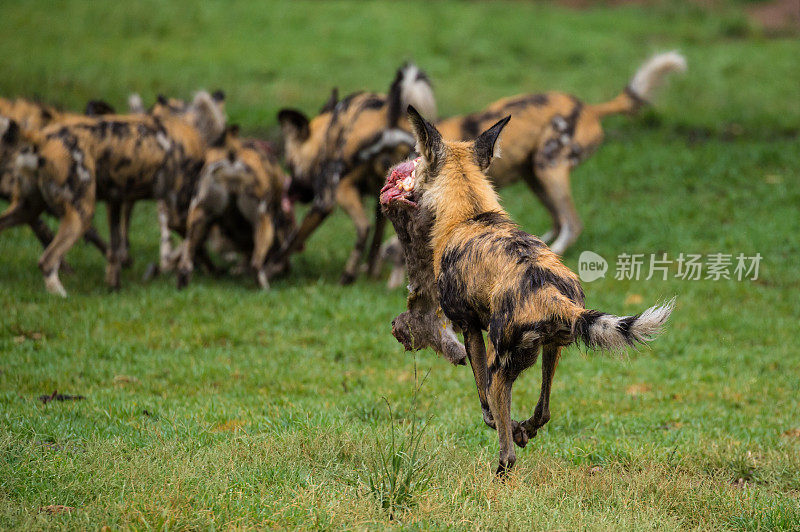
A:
[[275, 63, 436, 284], [381, 52, 686, 288], [175, 125, 293, 289], [382, 106, 675, 475], [0, 92, 224, 296]]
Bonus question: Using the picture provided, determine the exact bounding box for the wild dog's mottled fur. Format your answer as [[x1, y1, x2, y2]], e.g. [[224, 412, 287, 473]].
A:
[[0, 97, 113, 256], [275, 63, 435, 284], [0, 92, 225, 296], [389, 106, 674, 475], [176, 125, 293, 289]]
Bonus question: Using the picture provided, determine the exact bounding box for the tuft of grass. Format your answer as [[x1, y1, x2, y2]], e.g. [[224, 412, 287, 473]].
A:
[[361, 365, 433, 519]]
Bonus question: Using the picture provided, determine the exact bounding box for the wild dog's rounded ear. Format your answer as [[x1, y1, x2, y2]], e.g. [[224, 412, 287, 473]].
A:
[[277, 109, 310, 141], [320, 88, 339, 114], [211, 90, 226, 102], [474, 115, 511, 171], [1, 118, 20, 146], [407, 105, 442, 166], [228, 124, 240, 137], [156, 94, 168, 105], [85, 100, 116, 116]]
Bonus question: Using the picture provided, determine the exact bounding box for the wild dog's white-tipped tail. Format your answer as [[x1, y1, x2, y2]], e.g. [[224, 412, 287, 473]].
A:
[[628, 52, 687, 102], [400, 63, 437, 120], [388, 63, 437, 125], [575, 297, 676, 351], [128, 93, 145, 114]]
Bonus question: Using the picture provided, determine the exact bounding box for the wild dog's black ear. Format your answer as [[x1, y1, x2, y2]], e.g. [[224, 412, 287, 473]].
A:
[[320, 88, 339, 114], [1, 119, 20, 146], [227, 124, 240, 138], [473, 115, 510, 171], [156, 94, 168, 105], [407, 105, 442, 165], [211, 90, 226, 102], [85, 100, 116, 116], [277, 109, 310, 141]]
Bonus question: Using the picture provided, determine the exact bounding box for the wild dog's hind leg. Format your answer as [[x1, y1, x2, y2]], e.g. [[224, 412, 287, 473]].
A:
[[533, 163, 582, 255], [105, 200, 126, 290], [39, 205, 90, 297], [522, 344, 562, 438], [251, 203, 275, 289], [336, 178, 370, 285], [119, 200, 134, 267], [463, 327, 494, 429]]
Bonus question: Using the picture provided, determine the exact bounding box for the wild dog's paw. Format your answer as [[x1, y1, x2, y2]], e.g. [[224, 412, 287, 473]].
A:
[[512, 421, 529, 448]]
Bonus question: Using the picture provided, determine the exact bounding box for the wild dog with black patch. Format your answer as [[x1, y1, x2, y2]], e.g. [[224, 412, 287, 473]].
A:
[[382, 106, 675, 476]]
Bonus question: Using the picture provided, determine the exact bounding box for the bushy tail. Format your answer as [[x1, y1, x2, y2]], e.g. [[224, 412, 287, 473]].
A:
[[589, 52, 687, 118], [387, 62, 437, 127], [574, 297, 676, 351], [128, 93, 145, 114]]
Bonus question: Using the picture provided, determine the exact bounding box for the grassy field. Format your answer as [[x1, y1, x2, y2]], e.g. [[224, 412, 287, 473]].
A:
[[1, 1, 799, 529]]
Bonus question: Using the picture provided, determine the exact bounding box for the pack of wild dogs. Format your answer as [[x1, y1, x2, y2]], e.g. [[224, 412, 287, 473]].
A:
[[1, 53, 685, 474]]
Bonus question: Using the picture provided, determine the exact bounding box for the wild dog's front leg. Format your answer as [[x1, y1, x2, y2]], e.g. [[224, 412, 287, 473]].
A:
[[463, 327, 494, 430], [39, 206, 90, 297], [251, 201, 275, 289], [157, 200, 174, 271], [522, 344, 562, 438], [336, 178, 370, 285], [177, 202, 212, 289], [486, 365, 520, 477]]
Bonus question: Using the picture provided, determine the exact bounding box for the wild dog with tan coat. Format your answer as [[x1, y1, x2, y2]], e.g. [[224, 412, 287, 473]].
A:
[[175, 125, 294, 289], [275, 63, 436, 284], [0, 97, 114, 256], [382, 106, 675, 475]]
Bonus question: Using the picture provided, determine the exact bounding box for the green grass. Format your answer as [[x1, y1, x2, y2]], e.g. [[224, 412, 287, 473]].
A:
[[1, 0, 799, 529]]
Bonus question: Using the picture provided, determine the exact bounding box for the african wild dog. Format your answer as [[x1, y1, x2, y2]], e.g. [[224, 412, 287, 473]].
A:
[[175, 125, 294, 289], [274, 63, 436, 284], [0, 92, 225, 296], [382, 106, 674, 475], [0, 97, 114, 257], [127, 92, 228, 278], [381, 52, 686, 288]]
